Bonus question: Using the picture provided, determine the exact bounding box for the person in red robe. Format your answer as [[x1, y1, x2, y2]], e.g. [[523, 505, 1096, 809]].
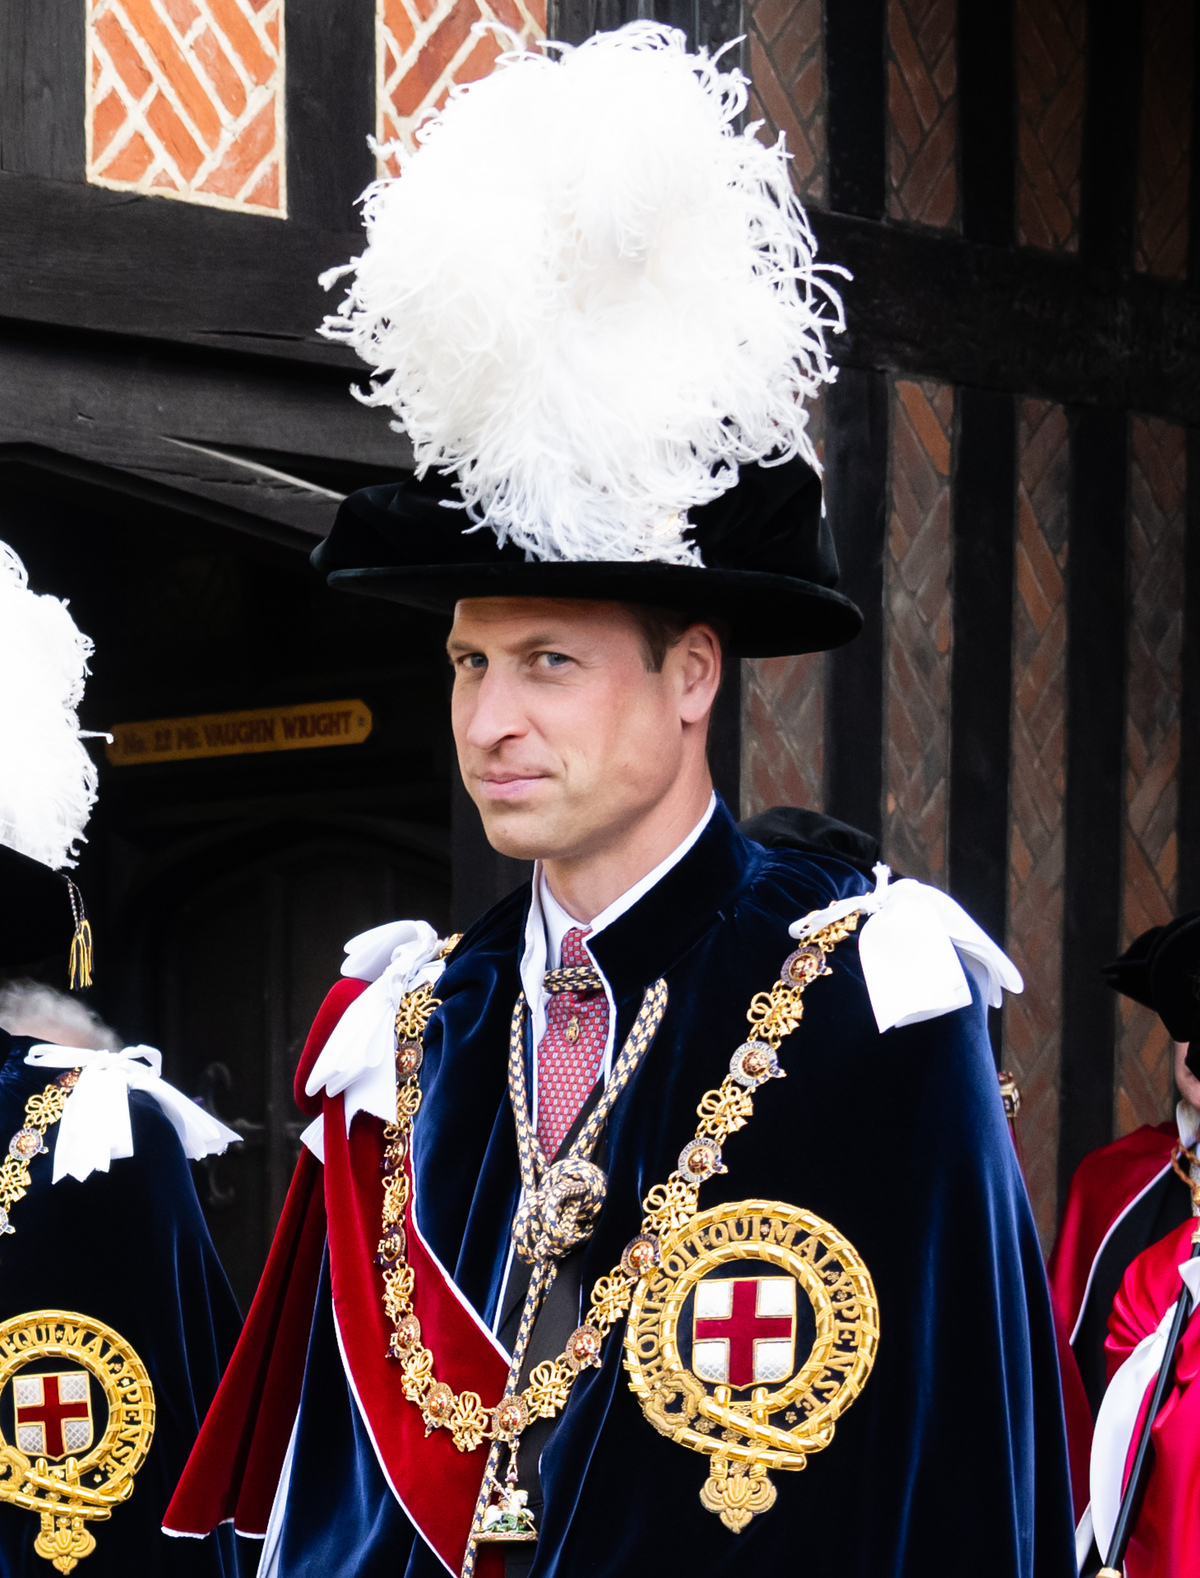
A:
[[1049, 912, 1200, 1415], [1087, 1209, 1200, 1577]]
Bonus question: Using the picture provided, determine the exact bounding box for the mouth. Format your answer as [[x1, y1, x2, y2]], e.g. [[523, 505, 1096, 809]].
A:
[[476, 771, 549, 803]]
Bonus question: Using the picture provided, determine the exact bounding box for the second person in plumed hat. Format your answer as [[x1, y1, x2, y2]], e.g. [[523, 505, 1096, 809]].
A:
[[0, 541, 246, 1576]]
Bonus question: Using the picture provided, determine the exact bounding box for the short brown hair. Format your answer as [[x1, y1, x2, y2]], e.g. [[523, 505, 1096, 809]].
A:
[[625, 604, 729, 672]]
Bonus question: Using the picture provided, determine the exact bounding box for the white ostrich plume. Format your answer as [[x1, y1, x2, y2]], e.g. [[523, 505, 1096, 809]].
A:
[[0, 542, 98, 870], [320, 22, 846, 566]]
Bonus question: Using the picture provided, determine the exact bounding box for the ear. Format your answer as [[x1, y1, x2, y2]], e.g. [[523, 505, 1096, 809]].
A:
[[675, 624, 723, 725]]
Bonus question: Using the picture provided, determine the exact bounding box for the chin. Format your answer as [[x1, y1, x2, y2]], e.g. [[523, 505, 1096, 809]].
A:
[[476, 804, 556, 863]]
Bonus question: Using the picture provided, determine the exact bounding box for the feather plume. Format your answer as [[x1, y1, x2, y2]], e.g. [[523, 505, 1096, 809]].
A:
[[320, 22, 846, 566], [0, 542, 98, 870]]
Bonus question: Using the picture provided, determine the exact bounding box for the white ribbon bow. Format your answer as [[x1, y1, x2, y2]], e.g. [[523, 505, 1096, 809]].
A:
[[24, 1044, 242, 1184], [1079, 1255, 1200, 1567], [789, 865, 1023, 1033], [301, 919, 448, 1162]]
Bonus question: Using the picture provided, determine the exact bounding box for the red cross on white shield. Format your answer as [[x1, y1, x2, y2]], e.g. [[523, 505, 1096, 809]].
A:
[[692, 1276, 797, 1388]]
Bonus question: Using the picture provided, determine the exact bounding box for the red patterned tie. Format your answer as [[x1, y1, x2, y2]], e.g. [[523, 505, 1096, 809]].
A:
[[536, 927, 610, 1159]]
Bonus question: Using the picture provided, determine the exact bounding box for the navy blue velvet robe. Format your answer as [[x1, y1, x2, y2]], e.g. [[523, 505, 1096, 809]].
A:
[[278, 802, 1076, 1576], [0, 1033, 243, 1577]]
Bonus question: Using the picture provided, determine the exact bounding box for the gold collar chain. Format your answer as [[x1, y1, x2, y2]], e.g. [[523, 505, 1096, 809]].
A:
[[376, 910, 863, 1574], [0, 1070, 82, 1242]]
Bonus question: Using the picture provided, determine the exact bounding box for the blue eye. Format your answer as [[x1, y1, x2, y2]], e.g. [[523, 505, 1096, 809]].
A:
[[542, 652, 570, 668]]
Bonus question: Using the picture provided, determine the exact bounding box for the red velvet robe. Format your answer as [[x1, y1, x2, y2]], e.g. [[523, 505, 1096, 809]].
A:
[[1105, 1217, 1200, 1578]]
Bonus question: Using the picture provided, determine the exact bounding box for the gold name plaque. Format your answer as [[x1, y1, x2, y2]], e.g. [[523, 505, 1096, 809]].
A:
[[106, 701, 373, 766]]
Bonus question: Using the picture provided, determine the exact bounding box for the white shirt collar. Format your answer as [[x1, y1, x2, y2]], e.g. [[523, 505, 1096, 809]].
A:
[[519, 791, 717, 1029], [534, 792, 718, 970]]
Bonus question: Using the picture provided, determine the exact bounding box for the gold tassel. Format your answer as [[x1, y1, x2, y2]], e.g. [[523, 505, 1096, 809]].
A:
[[66, 880, 94, 990]]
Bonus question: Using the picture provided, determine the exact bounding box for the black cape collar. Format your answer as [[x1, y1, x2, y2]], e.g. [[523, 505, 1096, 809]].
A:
[[584, 798, 763, 1003]]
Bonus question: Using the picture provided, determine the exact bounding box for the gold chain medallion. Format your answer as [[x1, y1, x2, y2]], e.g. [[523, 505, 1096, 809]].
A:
[[0, 1310, 155, 1572], [624, 1199, 878, 1531]]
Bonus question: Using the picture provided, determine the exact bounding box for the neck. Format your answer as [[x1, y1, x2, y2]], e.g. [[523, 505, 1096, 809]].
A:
[[541, 773, 714, 924]]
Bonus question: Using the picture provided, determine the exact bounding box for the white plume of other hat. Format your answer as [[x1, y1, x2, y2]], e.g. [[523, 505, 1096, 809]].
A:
[[0, 542, 98, 870], [320, 22, 847, 568]]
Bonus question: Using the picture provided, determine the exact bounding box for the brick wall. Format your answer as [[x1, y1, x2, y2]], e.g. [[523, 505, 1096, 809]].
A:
[[741, 402, 826, 818], [1005, 400, 1070, 1244], [376, 0, 545, 172], [1015, 0, 1084, 252], [86, 0, 286, 215], [887, 0, 958, 229], [882, 379, 954, 884], [1115, 418, 1187, 1134], [1134, 0, 1193, 279], [746, 0, 825, 207]]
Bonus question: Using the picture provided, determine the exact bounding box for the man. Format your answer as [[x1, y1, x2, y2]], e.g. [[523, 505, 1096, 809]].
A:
[[0, 540, 243, 1576], [167, 23, 1075, 1576], [1049, 913, 1200, 1414]]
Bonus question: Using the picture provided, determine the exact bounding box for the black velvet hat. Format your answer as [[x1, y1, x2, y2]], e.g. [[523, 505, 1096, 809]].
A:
[[1102, 911, 1200, 1061], [0, 847, 77, 970], [312, 459, 863, 660]]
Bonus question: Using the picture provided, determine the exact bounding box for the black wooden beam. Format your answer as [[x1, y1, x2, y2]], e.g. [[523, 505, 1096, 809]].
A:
[[1080, 0, 1143, 271], [1059, 407, 1128, 1198], [1180, 426, 1200, 911], [948, 388, 1016, 1056], [956, 0, 1015, 246], [824, 0, 886, 220], [3, 169, 1200, 422], [823, 366, 888, 841], [812, 212, 1200, 424], [286, 0, 376, 232]]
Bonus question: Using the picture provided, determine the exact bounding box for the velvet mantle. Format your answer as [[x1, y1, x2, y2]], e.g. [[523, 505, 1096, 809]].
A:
[[180, 803, 1076, 1576], [0, 1033, 243, 1577]]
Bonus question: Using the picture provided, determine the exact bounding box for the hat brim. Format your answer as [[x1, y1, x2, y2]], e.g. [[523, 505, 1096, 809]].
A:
[[0, 846, 73, 969], [326, 562, 862, 659]]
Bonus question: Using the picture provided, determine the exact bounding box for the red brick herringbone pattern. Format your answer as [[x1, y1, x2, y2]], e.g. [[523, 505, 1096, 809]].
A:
[[741, 401, 826, 815], [376, 0, 544, 171], [747, 0, 825, 205], [1005, 401, 1069, 1247], [86, 0, 284, 214], [887, 0, 957, 229], [742, 653, 825, 816], [1134, 0, 1193, 279], [1116, 419, 1186, 1135], [883, 380, 953, 884], [1015, 0, 1084, 252]]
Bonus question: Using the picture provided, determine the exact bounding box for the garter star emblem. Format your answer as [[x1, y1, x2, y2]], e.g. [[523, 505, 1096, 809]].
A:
[[0, 1311, 155, 1572], [624, 1200, 878, 1532]]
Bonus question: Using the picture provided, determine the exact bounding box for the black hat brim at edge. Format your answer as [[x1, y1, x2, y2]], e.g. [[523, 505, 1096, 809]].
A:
[[0, 845, 74, 970], [313, 458, 864, 659], [325, 562, 861, 659]]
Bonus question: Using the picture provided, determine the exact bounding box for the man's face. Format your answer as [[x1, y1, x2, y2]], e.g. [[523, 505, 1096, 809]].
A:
[[448, 598, 713, 862]]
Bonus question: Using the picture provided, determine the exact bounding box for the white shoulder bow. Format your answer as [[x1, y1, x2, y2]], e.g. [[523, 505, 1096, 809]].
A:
[[789, 865, 1023, 1033], [24, 1044, 242, 1184], [300, 919, 449, 1163]]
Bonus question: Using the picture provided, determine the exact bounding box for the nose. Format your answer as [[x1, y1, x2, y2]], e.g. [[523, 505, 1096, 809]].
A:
[[458, 664, 528, 754]]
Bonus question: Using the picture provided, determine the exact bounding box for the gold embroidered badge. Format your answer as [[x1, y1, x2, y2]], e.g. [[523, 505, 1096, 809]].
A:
[[0, 1311, 155, 1572], [623, 1200, 879, 1531]]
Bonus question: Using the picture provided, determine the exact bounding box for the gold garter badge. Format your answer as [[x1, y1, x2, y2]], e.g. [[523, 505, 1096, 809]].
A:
[[0, 1310, 155, 1572], [624, 1199, 878, 1531]]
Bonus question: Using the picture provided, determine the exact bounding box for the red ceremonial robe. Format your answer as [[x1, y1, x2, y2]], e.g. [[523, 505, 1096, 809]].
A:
[[1049, 1123, 1179, 1343], [164, 976, 511, 1573], [1104, 1217, 1200, 1578]]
